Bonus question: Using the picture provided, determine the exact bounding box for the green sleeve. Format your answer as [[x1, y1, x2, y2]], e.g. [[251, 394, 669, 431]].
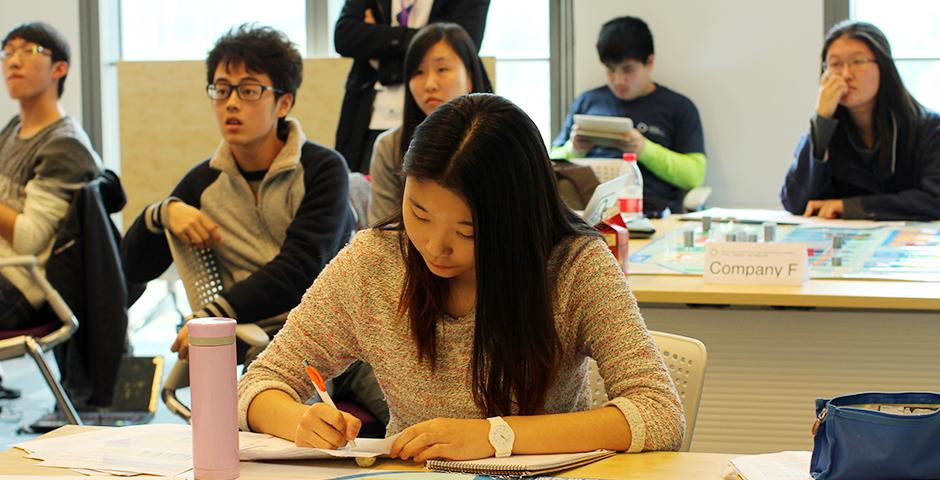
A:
[[549, 139, 587, 160], [638, 140, 707, 190]]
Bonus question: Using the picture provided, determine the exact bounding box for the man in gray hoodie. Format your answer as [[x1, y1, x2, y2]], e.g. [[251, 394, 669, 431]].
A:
[[0, 22, 101, 397]]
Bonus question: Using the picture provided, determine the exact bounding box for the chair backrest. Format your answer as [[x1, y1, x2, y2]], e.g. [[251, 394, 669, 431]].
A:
[[571, 158, 713, 214], [0, 257, 77, 357], [161, 231, 272, 421], [570, 158, 622, 183], [0, 256, 82, 425], [163, 231, 224, 311], [587, 330, 707, 452]]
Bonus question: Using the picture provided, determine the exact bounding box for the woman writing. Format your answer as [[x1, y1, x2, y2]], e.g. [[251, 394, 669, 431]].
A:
[[239, 94, 683, 461]]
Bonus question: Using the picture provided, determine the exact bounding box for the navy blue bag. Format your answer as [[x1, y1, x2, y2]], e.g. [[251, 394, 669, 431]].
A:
[[811, 392, 940, 480]]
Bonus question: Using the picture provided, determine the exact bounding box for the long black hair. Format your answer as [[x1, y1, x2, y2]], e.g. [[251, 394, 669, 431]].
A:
[[823, 21, 923, 170], [394, 94, 598, 416], [399, 23, 492, 161]]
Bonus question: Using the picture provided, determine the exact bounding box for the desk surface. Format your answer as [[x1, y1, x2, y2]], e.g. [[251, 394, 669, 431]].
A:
[[627, 218, 940, 310], [0, 426, 737, 479]]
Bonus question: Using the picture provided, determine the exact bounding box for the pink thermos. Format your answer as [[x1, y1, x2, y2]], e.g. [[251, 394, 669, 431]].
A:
[[188, 318, 239, 479]]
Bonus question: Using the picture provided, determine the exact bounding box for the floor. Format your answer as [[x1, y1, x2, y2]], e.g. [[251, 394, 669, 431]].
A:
[[0, 280, 190, 450]]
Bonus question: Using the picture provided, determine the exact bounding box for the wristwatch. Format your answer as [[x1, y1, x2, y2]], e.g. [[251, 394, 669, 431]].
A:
[[487, 416, 515, 458]]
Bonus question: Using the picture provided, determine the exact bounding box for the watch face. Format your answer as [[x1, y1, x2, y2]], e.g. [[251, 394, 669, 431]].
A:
[[491, 425, 513, 443]]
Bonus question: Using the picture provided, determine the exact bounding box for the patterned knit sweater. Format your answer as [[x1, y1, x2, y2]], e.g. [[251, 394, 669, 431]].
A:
[[237, 228, 684, 452]]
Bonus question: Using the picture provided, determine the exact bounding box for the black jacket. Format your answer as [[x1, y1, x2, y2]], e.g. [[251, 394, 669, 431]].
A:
[[48, 171, 137, 407], [333, 0, 490, 172]]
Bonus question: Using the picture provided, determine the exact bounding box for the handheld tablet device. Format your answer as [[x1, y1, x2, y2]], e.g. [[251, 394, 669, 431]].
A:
[[574, 114, 634, 133]]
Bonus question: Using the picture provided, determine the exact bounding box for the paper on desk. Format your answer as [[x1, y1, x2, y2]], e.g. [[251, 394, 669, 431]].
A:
[[681, 208, 808, 225], [0, 477, 177, 479], [13, 423, 399, 477], [729, 451, 812, 480], [15, 424, 193, 477], [681, 207, 904, 229], [799, 217, 904, 229], [239, 431, 402, 460]]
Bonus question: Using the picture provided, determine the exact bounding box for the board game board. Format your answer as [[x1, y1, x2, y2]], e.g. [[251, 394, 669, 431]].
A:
[[628, 224, 940, 282]]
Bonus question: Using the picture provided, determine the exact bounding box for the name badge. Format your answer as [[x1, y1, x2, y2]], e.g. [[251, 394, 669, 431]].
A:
[[703, 242, 808, 285]]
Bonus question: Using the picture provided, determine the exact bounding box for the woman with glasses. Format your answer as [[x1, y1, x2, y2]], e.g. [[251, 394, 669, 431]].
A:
[[781, 20, 940, 220]]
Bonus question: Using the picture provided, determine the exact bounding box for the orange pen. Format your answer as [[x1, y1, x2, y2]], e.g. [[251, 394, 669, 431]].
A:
[[304, 360, 358, 448]]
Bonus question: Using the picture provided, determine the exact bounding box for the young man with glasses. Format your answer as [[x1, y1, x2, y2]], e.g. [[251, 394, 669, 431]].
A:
[[551, 16, 707, 216], [0, 22, 101, 398], [122, 25, 355, 362]]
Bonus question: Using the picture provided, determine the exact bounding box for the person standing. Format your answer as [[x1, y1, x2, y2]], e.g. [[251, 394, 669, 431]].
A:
[[333, 0, 490, 173]]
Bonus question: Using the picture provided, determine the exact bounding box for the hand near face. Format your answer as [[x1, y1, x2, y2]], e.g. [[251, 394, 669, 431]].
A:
[[364, 8, 376, 24], [570, 125, 596, 154], [803, 199, 844, 219], [166, 200, 223, 249], [295, 403, 362, 449], [390, 418, 494, 463], [816, 70, 849, 118]]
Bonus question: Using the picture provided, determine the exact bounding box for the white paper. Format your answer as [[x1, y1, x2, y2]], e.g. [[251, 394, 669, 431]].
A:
[[681, 207, 905, 229], [14, 424, 194, 477], [238, 431, 402, 460], [681, 208, 809, 225], [0, 477, 177, 480], [729, 451, 812, 480], [13, 424, 401, 477]]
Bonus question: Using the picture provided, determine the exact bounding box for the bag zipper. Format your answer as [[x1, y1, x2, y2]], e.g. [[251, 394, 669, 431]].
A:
[[811, 407, 827, 435]]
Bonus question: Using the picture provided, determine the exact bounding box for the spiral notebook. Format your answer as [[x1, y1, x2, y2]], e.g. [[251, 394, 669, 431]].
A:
[[426, 449, 615, 476]]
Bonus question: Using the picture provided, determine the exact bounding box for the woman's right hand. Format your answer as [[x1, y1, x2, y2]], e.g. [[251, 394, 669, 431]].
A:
[[816, 70, 848, 118], [295, 402, 362, 449]]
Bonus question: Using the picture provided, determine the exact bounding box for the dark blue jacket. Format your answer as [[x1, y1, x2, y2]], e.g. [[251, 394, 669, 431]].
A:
[[781, 110, 940, 221]]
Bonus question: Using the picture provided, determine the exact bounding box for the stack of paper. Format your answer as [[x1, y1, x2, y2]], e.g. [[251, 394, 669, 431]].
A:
[[239, 431, 400, 460], [729, 451, 812, 480], [14, 424, 194, 477], [14, 423, 401, 477]]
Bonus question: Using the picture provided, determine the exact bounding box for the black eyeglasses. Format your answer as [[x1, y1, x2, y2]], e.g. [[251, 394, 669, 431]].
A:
[[206, 82, 284, 101]]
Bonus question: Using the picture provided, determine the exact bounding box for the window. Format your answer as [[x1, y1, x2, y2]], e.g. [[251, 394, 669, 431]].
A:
[[120, 0, 308, 60], [852, 0, 940, 111], [480, 0, 551, 145], [119, 0, 552, 143]]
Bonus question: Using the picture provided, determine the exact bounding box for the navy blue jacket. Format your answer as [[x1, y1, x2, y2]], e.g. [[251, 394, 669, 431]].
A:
[[781, 111, 940, 221]]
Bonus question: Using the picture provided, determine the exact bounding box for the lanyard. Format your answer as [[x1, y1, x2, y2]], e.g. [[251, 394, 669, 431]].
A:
[[398, 0, 412, 27]]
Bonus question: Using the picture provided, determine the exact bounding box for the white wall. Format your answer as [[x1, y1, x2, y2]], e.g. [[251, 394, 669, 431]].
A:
[[573, 1, 823, 208], [0, 1, 83, 124]]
